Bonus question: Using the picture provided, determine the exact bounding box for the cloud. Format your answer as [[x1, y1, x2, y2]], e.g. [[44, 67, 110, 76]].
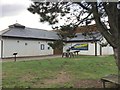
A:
[[0, 4, 27, 17]]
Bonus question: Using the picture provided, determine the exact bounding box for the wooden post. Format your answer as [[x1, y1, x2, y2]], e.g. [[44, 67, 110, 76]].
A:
[[95, 42, 97, 56], [100, 45, 102, 56], [14, 55, 16, 62], [13, 53, 17, 62], [102, 81, 106, 88]]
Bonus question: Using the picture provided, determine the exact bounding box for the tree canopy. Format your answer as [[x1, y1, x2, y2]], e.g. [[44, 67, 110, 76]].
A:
[[28, 1, 120, 69]]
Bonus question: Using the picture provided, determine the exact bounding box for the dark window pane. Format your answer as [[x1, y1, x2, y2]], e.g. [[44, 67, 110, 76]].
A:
[[41, 44, 45, 50]]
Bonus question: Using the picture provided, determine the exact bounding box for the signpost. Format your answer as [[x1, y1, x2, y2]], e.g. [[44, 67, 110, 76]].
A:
[[13, 53, 18, 62]]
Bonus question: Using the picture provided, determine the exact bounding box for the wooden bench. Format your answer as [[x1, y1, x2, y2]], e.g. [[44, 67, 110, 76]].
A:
[[101, 74, 120, 88]]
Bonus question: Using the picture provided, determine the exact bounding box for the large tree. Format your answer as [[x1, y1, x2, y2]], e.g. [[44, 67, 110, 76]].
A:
[[28, 1, 120, 69]]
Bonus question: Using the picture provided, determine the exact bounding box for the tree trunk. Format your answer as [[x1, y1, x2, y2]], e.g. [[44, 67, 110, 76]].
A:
[[117, 4, 120, 72], [113, 23, 120, 72], [113, 48, 119, 69], [92, 2, 120, 71]]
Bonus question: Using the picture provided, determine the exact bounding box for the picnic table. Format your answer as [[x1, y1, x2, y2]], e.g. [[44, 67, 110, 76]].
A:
[[62, 52, 74, 58], [101, 74, 120, 88], [73, 51, 80, 56]]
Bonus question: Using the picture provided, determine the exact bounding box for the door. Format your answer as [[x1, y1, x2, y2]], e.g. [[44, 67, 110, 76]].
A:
[[54, 48, 63, 55]]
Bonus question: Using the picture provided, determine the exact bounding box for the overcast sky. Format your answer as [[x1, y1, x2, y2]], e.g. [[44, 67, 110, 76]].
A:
[[0, 0, 53, 31]]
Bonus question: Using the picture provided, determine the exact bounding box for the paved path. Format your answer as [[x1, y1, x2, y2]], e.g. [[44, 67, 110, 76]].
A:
[[2, 55, 61, 62]]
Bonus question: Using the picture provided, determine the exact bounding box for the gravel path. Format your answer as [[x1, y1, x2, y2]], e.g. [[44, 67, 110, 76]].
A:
[[2, 55, 61, 62]]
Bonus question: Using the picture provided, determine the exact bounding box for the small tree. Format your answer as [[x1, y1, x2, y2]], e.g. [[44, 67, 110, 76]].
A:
[[48, 40, 64, 50]]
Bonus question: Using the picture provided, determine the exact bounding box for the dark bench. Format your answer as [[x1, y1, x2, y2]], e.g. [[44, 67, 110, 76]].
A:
[[101, 74, 120, 88], [73, 51, 80, 56], [62, 52, 74, 58]]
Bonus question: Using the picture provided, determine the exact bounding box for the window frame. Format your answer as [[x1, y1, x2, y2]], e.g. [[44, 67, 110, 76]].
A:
[[40, 44, 45, 50]]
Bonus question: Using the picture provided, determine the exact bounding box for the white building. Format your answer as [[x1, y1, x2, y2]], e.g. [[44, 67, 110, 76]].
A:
[[0, 23, 59, 58], [0, 23, 114, 58], [63, 33, 114, 56]]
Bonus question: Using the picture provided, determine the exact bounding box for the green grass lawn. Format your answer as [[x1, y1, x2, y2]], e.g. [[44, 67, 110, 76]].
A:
[[2, 55, 118, 88]]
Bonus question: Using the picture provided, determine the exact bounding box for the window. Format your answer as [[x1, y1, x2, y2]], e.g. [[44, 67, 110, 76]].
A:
[[17, 41, 19, 43], [25, 43, 27, 46], [48, 47, 50, 50], [41, 44, 45, 50]]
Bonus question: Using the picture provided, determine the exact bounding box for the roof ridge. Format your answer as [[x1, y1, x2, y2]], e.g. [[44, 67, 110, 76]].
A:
[[26, 27, 53, 32]]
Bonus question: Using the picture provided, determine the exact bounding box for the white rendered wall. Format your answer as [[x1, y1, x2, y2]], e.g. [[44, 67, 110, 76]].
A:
[[0, 40, 1, 58], [102, 45, 114, 55], [99, 37, 114, 55], [2, 38, 53, 58], [97, 43, 100, 55]]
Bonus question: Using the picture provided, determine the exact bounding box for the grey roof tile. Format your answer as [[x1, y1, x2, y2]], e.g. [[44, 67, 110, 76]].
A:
[[67, 32, 102, 41], [0, 24, 59, 40]]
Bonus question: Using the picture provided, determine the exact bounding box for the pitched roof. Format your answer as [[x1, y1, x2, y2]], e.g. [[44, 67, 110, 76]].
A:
[[67, 32, 102, 42], [0, 23, 102, 42], [0, 23, 59, 40]]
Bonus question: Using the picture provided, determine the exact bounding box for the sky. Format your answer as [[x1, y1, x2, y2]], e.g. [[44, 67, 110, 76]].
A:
[[0, 0, 53, 31]]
